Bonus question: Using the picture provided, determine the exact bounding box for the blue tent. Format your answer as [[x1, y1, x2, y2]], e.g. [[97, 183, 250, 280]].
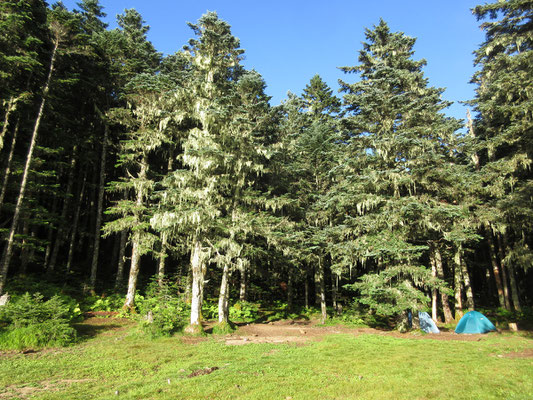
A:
[[455, 311, 496, 334], [418, 312, 440, 333]]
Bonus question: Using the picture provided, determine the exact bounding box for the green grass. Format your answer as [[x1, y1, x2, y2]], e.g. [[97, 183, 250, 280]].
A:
[[0, 319, 532, 400]]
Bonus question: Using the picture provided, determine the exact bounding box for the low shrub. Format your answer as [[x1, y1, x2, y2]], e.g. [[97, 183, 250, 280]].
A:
[[135, 278, 188, 338], [0, 293, 78, 350], [82, 293, 124, 313], [229, 301, 260, 322], [202, 301, 219, 320]]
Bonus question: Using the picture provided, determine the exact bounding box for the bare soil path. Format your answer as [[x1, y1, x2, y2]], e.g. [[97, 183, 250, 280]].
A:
[[212, 319, 507, 345]]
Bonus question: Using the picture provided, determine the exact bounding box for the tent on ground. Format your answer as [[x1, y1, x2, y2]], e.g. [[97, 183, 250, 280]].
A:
[[418, 311, 440, 333], [455, 311, 496, 334]]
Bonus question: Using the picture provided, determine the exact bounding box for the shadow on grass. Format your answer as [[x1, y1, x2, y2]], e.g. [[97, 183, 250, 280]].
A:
[[73, 321, 127, 340]]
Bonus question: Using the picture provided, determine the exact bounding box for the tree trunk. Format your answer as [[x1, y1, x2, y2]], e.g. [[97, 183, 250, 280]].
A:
[[122, 160, 147, 309], [314, 264, 321, 306], [218, 263, 230, 323], [501, 233, 521, 311], [496, 234, 512, 310], [304, 272, 309, 308], [238, 262, 247, 301], [453, 250, 464, 320], [0, 118, 20, 213], [318, 256, 327, 324], [157, 232, 168, 286], [332, 271, 338, 313], [287, 268, 294, 311], [430, 243, 454, 324], [431, 255, 438, 321], [43, 190, 60, 269], [48, 152, 77, 272], [115, 230, 128, 289], [0, 37, 59, 295], [89, 123, 109, 289], [487, 231, 506, 308], [66, 172, 87, 273], [0, 96, 18, 151], [123, 232, 141, 311], [186, 239, 205, 333], [460, 254, 475, 311]]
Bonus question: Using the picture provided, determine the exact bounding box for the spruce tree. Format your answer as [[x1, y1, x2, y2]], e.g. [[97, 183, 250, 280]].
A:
[[471, 0, 533, 311], [151, 12, 272, 332], [333, 20, 465, 321]]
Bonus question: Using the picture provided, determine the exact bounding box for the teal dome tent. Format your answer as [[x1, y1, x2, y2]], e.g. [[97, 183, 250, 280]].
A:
[[455, 311, 496, 334]]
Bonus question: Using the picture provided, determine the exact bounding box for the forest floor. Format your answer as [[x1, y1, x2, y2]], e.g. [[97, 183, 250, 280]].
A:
[[1, 314, 532, 399]]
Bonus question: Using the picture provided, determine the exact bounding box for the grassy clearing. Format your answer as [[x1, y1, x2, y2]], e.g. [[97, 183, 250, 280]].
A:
[[0, 319, 532, 400]]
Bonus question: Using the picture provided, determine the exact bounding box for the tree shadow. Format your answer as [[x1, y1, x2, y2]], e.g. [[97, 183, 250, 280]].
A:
[[73, 322, 126, 340]]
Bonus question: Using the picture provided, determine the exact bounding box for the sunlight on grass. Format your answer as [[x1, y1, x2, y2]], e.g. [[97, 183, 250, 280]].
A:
[[1, 322, 532, 400]]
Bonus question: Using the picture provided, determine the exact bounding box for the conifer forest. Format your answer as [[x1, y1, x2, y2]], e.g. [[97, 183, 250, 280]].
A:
[[0, 0, 532, 340]]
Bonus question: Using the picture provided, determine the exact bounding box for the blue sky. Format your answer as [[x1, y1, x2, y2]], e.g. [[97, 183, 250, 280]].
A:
[[61, 0, 486, 121]]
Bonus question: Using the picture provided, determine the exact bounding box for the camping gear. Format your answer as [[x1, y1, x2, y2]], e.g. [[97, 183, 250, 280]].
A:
[[418, 311, 440, 333], [455, 311, 496, 334]]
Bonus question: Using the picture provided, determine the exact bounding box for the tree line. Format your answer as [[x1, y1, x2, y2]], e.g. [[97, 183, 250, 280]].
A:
[[0, 0, 531, 331]]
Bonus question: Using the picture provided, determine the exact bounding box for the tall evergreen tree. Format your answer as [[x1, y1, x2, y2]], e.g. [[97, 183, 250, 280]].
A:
[[152, 12, 273, 332], [332, 20, 465, 321], [471, 0, 533, 311], [0, 2, 84, 294]]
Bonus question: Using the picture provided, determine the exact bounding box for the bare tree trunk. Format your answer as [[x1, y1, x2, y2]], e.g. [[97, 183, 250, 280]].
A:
[[430, 243, 454, 324], [501, 233, 521, 311], [0, 96, 18, 151], [157, 232, 168, 286], [318, 256, 327, 324], [218, 263, 230, 323], [431, 255, 438, 321], [89, 123, 109, 289], [467, 109, 480, 170], [487, 231, 506, 308], [122, 160, 147, 309], [287, 268, 294, 311], [0, 118, 20, 213], [115, 230, 127, 289], [186, 239, 205, 334], [460, 255, 475, 311], [0, 37, 59, 295], [43, 190, 60, 269], [496, 234, 512, 310], [332, 271, 338, 313], [238, 262, 247, 301], [48, 152, 77, 272], [453, 251, 464, 320], [66, 172, 86, 273], [123, 232, 141, 311], [304, 271, 309, 308], [507, 264, 521, 312], [314, 265, 321, 306]]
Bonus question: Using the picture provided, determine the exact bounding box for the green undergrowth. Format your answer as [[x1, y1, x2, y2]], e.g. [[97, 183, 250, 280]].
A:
[[1, 318, 532, 400], [212, 321, 236, 335], [0, 293, 79, 350]]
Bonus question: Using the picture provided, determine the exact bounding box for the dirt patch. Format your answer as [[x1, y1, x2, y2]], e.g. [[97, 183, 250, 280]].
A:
[[0, 379, 92, 399], [222, 319, 501, 345], [83, 311, 120, 318], [187, 366, 219, 378], [500, 348, 533, 359]]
